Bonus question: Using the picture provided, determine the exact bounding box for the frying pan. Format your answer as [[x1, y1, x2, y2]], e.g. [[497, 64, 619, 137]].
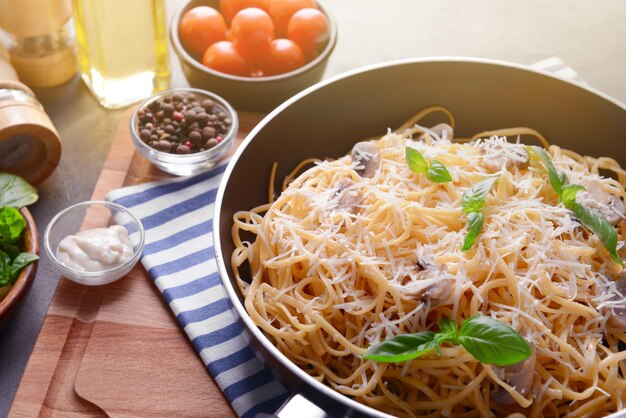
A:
[[214, 58, 626, 417]]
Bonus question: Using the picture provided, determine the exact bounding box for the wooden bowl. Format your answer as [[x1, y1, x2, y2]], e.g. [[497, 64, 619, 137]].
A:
[[0, 207, 39, 329], [170, 0, 338, 112]]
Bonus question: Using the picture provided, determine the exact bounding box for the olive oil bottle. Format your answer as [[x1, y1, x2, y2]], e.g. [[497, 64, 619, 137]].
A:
[[73, 0, 170, 108]]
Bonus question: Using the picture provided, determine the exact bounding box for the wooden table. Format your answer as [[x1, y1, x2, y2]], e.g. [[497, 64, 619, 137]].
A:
[[3, 1, 626, 416]]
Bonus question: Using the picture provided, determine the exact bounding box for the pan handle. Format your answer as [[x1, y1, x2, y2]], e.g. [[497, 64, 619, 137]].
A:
[[255, 393, 329, 418], [275, 393, 329, 418]]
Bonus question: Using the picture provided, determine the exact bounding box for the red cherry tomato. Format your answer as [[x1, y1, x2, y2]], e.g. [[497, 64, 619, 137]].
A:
[[287, 8, 328, 58], [201, 41, 248, 76], [269, 0, 316, 37], [263, 39, 305, 75], [231, 8, 275, 66], [179, 6, 227, 56], [220, 0, 270, 22]]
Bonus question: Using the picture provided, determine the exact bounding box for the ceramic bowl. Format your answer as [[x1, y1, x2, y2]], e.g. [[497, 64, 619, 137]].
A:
[[170, 0, 338, 112]]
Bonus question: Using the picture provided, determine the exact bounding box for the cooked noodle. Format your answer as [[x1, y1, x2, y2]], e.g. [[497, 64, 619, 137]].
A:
[[231, 107, 626, 417]]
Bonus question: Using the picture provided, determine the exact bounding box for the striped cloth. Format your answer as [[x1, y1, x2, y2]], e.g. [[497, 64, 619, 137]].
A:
[[106, 163, 288, 418], [106, 57, 579, 417], [530, 56, 584, 84]]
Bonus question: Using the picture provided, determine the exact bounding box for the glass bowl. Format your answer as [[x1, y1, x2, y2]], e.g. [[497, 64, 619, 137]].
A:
[[44, 201, 145, 286], [130, 87, 238, 176]]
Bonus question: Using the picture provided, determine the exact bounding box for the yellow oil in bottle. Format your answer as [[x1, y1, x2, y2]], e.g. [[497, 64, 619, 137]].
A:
[[73, 0, 170, 108]]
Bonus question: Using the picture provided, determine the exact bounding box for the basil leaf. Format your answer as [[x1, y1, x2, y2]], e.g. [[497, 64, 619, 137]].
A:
[[458, 315, 532, 366], [363, 331, 438, 363], [438, 318, 458, 335], [526, 146, 567, 196], [436, 318, 459, 345], [405, 147, 428, 174], [0, 206, 26, 246], [462, 211, 484, 251], [426, 160, 452, 183], [11, 252, 38, 282], [461, 177, 498, 214], [558, 171, 569, 189], [1, 244, 19, 260], [525, 147, 621, 265], [0, 174, 38, 208], [571, 202, 623, 267], [560, 184, 585, 208], [0, 251, 11, 286]]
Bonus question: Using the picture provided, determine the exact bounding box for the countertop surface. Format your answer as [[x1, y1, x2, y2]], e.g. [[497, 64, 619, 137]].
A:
[[1, 0, 626, 415]]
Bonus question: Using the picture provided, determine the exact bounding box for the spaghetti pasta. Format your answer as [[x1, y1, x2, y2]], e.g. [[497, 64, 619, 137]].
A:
[[231, 107, 626, 417]]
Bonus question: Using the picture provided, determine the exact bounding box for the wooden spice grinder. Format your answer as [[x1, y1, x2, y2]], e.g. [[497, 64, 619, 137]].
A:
[[0, 0, 76, 88], [0, 45, 61, 185]]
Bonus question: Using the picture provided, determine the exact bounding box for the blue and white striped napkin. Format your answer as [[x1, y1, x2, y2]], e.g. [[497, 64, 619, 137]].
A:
[[106, 163, 288, 418], [106, 57, 579, 417]]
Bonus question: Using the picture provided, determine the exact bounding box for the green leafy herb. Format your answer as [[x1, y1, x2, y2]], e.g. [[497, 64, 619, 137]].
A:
[[458, 315, 532, 366], [462, 212, 485, 251], [10, 252, 38, 281], [364, 315, 531, 367], [560, 184, 586, 207], [461, 177, 498, 214], [528, 146, 623, 267], [426, 160, 452, 183], [571, 202, 622, 266], [405, 147, 428, 173], [435, 318, 460, 346], [460, 177, 498, 251], [405, 147, 452, 183], [363, 331, 437, 363], [0, 250, 38, 287], [526, 146, 568, 196], [437, 318, 458, 338], [0, 173, 38, 208], [0, 174, 38, 293], [0, 206, 26, 246], [0, 206, 38, 287], [0, 251, 10, 286]]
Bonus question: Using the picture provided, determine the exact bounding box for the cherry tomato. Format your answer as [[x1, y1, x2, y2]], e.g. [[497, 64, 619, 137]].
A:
[[220, 0, 271, 22], [179, 6, 227, 56], [231, 8, 275, 66], [269, 0, 316, 37], [263, 39, 305, 75], [287, 8, 328, 58], [201, 41, 249, 76]]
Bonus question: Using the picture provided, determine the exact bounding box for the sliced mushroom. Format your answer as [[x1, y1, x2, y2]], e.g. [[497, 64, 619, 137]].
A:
[[415, 258, 429, 271], [410, 264, 453, 306], [418, 278, 453, 305], [429, 123, 454, 141], [601, 272, 626, 329], [491, 347, 536, 405], [478, 140, 529, 172], [575, 182, 625, 226], [334, 179, 363, 214], [418, 123, 454, 141], [351, 141, 381, 178]]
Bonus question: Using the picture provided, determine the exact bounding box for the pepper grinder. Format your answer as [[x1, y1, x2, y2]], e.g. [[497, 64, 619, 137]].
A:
[[0, 0, 77, 88], [0, 42, 62, 185]]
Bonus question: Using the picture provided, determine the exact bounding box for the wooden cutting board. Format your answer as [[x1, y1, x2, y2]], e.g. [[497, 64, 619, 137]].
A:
[[10, 110, 264, 417]]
